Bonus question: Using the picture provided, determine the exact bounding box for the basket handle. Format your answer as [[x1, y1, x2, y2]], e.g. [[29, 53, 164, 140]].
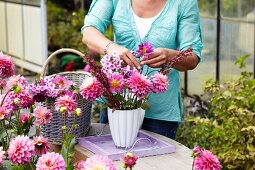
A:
[[40, 48, 86, 78]]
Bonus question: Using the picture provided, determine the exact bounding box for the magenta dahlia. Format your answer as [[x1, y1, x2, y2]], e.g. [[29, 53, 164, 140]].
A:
[[194, 150, 221, 170], [0, 52, 15, 78], [8, 135, 35, 165], [151, 73, 169, 93], [54, 92, 77, 115], [33, 106, 52, 126], [121, 152, 138, 169], [20, 113, 30, 123], [136, 42, 154, 60], [36, 152, 66, 170], [0, 147, 5, 166], [33, 136, 50, 156], [81, 155, 116, 170], [80, 77, 103, 101], [126, 72, 152, 98]]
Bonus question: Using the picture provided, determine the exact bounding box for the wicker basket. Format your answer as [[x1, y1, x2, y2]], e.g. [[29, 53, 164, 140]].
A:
[[40, 49, 92, 145]]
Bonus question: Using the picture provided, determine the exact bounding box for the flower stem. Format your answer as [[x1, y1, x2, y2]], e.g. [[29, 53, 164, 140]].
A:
[[2, 121, 10, 145], [0, 89, 10, 106]]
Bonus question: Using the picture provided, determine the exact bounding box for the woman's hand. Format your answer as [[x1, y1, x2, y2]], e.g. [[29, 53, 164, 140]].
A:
[[140, 48, 179, 68], [108, 43, 140, 69]]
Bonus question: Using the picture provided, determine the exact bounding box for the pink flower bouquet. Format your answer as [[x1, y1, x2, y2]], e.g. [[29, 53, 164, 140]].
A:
[[80, 42, 193, 110]]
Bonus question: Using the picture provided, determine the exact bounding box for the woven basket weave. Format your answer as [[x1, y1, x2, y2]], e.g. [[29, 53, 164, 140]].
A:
[[40, 49, 92, 145]]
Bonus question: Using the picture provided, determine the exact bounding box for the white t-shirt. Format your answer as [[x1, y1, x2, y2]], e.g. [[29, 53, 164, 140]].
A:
[[132, 10, 162, 39]]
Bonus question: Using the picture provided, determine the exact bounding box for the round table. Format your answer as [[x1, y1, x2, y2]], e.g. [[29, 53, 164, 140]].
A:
[[74, 123, 193, 170]]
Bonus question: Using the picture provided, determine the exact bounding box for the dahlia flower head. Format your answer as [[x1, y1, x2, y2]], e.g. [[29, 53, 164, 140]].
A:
[[52, 75, 73, 90], [28, 77, 59, 102], [0, 106, 11, 120], [8, 135, 35, 165], [6, 75, 27, 91], [54, 92, 77, 115], [108, 73, 124, 93], [36, 152, 66, 170], [80, 77, 103, 101], [0, 147, 5, 167], [33, 106, 52, 126], [20, 113, 30, 123], [0, 52, 15, 78], [33, 136, 50, 156], [121, 152, 138, 169], [76, 155, 116, 170], [193, 147, 221, 170], [126, 72, 152, 98], [136, 42, 154, 60], [150, 73, 169, 93]]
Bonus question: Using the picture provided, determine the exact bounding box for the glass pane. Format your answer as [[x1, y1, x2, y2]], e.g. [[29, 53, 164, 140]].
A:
[[198, 0, 217, 17], [222, 0, 255, 21], [23, 0, 40, 6], [188, 18, 217, 94], [220, 21, 254, 82]]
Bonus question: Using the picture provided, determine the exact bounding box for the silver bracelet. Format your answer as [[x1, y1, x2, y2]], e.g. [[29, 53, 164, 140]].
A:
[[104, 41, 114, 55]]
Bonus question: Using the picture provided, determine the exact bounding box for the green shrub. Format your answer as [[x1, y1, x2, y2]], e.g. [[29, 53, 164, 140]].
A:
[[177, 55, 255, 170]]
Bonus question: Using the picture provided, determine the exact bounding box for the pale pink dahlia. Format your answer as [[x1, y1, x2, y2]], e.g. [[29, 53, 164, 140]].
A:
[[36, 152, 66, 170], [33, 136, 50, 156], [194, 150, 221, 170], [0, 147, 5, 166], [0, 52, 15, 78], [33, 106, 52, 126], [80, 77, 103, 101], [108, 73, 124, 93], [52, 75, 73, 89], [6, 75, 27, 90], [0, 106, 10, 120], [81, 155, 116, 170], [8, 135, 35, 165], [54, 93, 77, 115], [126, 72, 152, 98], [151, 73, 169, 93], [74, 160, 85, 170]]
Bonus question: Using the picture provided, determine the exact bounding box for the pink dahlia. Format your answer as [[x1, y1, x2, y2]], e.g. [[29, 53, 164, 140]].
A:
[[6, 75, 27, 90], [33, 136, 50, 156], [52, 75, 73, 89], [108, 73, 124, 93], [8, 135, 35, 165], [126, 72, 152, 98], [194, 150, 221, 170], [0, 147, 5, 166], [136, 42, 154, 60], [36, 152, 66, 170], [33, 106, 52, 126], [0, 106, 10, 120], [74, 160, 85, 170], [151, 73, 169, 93], [20, 113, 30, 123], [81, 155, 116, 170], [0, 52, 15, 78], [54, 93, 77, 115], [193, 146, 203, 156], [80, 77, 103, 101], [121, 152, 138, 169], [101, 53, 122, 77]]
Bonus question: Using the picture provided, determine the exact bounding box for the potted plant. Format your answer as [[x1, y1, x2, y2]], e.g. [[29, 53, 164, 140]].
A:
[[79, 42, 193, 148]]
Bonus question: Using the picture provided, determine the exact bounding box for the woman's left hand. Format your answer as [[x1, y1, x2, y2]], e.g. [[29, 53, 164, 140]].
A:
[[140, 48, 179, 68]]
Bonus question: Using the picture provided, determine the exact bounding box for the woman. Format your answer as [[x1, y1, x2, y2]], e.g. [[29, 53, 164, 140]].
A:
[[82, 0, 203, 139]]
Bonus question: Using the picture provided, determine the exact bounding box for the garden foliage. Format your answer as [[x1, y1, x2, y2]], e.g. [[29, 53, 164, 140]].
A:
[[177, 55, 255, 170]]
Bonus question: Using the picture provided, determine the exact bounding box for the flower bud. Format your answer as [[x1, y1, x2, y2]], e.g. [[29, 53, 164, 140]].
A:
[[13, 98, 21, 105], [59, 106, 67, 114], [62, 126, 67, 131], [75, 108, 81, 116], [13, 85, 22, 94]]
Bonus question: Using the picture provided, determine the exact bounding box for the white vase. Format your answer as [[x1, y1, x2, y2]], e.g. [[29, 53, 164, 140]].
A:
[[107, 108, 145, 148]]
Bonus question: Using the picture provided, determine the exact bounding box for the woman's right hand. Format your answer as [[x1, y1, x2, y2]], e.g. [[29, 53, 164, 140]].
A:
[[107, 43, 140, 69]]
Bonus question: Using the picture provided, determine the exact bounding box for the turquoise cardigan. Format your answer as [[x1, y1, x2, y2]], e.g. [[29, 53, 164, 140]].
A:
[[82, 0, 203, 122]]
